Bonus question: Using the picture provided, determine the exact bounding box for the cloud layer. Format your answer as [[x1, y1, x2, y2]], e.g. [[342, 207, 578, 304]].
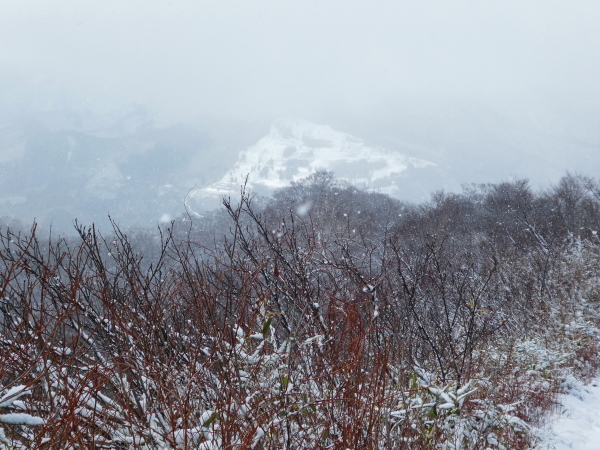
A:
[[2, 0, 599, 123]]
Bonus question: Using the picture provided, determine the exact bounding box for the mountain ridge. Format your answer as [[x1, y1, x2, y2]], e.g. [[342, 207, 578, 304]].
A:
[[189, 118, 436, 213]]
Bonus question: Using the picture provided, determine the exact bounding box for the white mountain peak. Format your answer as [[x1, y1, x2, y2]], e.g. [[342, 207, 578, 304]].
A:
[[191, 119, 434, 208]]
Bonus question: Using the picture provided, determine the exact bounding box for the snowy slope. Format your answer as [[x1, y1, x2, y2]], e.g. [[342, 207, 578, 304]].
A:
[[536, 376, 600, 449], [190, 118, 434, 208]]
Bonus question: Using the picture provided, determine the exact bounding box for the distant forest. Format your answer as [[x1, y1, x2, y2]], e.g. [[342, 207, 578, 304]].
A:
[[1, 171, 600, 449]]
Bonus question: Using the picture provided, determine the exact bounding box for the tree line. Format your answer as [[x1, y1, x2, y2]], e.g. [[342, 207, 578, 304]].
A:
[[0, 172, 599, 448]]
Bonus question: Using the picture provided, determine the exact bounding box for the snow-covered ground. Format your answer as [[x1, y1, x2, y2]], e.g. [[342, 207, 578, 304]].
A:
[[536, 376, 600, 449]]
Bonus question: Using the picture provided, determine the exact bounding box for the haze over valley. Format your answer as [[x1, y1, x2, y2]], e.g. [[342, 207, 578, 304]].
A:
[[3, 3, 600, 448], [1, 0, 599, 232], [0, 97, 598, 233]]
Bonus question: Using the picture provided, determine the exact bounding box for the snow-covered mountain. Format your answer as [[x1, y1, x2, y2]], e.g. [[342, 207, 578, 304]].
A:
[[3, 103, 598, 233], [189, 119, 435, 210]]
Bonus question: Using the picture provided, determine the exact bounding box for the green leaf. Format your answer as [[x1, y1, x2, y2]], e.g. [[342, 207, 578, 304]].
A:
[[427, 406, 438, 419], [280, 375, 289, 391], [202, 412, 218, 427], [262, 317, 273, 335]]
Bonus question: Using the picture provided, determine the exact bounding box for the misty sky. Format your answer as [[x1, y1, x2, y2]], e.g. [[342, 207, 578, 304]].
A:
[[2, 0, 599, 124]]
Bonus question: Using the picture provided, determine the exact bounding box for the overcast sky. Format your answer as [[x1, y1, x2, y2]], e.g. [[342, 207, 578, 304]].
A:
[[1, 0, 599, 124]]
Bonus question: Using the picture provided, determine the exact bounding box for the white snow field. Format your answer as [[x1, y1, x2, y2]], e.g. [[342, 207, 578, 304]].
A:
[[190, 118, 434, 205], [536, 376, 600, 449]]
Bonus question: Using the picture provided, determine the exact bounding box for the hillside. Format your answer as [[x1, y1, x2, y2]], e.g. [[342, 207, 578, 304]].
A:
[[1, 173, 600, 448], [2, 103, 599, 234]]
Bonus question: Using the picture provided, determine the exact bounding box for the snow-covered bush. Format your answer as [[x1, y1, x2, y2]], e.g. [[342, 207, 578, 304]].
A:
[[0, 385, 44, 449], [0, 174, 599, 448]]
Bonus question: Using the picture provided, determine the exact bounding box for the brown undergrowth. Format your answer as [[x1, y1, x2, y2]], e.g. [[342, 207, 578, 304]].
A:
[[1, 174, 600, 448]]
